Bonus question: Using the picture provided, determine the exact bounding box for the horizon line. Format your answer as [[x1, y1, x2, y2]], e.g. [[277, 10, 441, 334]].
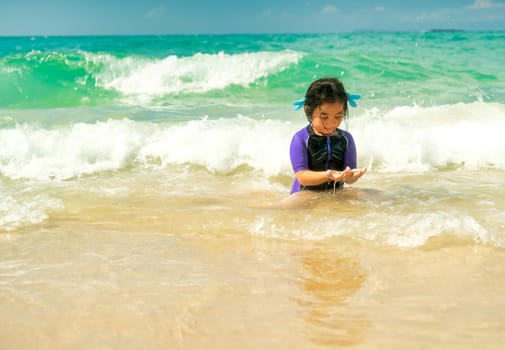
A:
[[2, 28, 505, 38]]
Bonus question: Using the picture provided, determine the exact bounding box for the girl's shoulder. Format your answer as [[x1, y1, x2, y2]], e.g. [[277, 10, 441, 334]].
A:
[[292, 125, 310, 139], [339, 128, 354, 139]]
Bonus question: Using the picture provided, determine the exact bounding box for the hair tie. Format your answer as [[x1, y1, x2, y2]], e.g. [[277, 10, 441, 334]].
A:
[[346, 93, 361, 108], [292, 93, 361, 110], [292, 97, 306, 111]]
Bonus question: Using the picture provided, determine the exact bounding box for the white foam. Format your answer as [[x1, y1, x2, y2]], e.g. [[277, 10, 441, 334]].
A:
[[352, 101, 505, 171], [0, 116, 294, 180], [86, 51, 301, 103], [1, 102, 505, 181], [0, 192, 63, 232], [248, 210, 495, 248], [139, 115, 293, 176], [0, 119, 146, 180]]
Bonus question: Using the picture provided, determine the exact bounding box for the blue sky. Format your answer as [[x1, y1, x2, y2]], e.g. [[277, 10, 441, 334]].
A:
[[1, 0, 505, 35]]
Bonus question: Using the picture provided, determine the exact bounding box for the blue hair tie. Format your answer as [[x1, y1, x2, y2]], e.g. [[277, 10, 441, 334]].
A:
[[292, 97, 306, 111], [292, 93, 361, 110], [347, 93, 361, 108]]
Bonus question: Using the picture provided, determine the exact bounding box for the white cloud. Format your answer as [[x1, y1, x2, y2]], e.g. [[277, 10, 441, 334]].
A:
[[414, 10, 449, 23], [321, 5, 338, 15], [260, 8, 289, 18], [261, 9, 273, 17], [374, 6, 386, 12], [145, 4, 165, 18], [466, 0, 505, 9]]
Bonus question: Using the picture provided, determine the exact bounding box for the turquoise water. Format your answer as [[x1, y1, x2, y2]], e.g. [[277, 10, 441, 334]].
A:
[[1, 32, 505, 246], [1, 32, 504, 111]]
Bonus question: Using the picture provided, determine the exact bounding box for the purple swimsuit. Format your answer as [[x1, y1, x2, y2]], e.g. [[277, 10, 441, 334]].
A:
[[289, 126, 357, 193]]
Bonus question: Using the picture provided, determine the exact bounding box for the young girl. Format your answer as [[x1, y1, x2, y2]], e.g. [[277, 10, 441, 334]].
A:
[[289, 77, 367, 194]]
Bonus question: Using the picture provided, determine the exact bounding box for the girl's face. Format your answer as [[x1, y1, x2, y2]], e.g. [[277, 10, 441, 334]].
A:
[[310, 101, 345, 136]]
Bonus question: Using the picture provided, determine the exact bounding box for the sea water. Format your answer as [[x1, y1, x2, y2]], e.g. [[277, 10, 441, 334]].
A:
[[1, 32, 505, 349]]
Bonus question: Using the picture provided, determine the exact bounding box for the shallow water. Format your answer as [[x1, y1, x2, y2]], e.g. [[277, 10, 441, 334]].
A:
[[1, 224, 504, 349], [2, 32, 505, 348], [1, 167, 505, 349]]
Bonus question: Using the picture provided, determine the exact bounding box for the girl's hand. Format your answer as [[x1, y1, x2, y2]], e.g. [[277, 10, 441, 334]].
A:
[[326, 167, 352, 182], [327, 167, 367, 184], [345, 167, 367, 184]]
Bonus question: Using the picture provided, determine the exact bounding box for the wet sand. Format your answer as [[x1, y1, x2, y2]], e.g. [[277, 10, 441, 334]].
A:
[[1, 223, 504, 350]]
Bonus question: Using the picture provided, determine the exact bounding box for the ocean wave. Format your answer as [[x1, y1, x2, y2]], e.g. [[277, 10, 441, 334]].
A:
[[87, 50, 302, 103], [0, 49, 302, 107], [0, 116, 294, 180], [1, 102, 505, 181], [354, 101, 505, 171], [248, 209, 499, 248], [0, 50, 111, 108]]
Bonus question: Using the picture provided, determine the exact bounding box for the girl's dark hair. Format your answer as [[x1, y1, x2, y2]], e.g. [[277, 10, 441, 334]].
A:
[[304, 77, 348, 122]]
